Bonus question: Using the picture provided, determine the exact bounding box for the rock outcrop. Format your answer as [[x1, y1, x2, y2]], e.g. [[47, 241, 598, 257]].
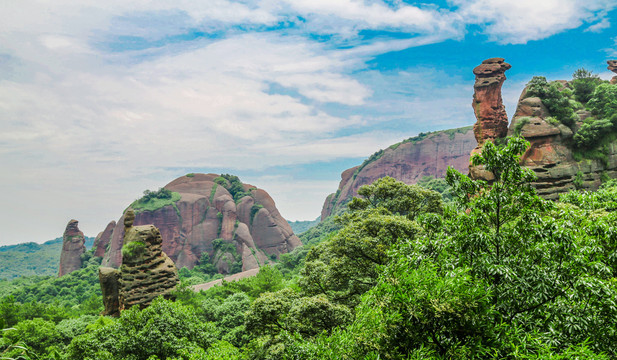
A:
[[101, 174, 301, 273], [321, 127, 476, 219], [469, 58, 511, 180], [608, 60, 617, 85], [99, 210, 179, 314], [93, 220, 115, 258], [58, 219, 86, 277], [508, 87, 617, 199]]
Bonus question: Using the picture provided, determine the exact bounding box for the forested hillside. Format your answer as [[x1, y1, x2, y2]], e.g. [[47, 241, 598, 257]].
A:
[[0, 238, 94, 280], [2, 136, 617, 359]]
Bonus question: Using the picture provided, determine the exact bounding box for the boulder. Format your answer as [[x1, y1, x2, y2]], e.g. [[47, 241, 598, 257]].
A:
[[58, 219, 86, 277], [99, 267, 121, 316], [93, 220, 115, 258]]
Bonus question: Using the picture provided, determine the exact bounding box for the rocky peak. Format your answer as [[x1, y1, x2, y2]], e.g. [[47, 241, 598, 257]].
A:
[[471, 58, 511, 149], [100, 174, 301, 274], [469, 58, 511, 180], [320, 128, 476, 219], [58, 219, 86, 277]]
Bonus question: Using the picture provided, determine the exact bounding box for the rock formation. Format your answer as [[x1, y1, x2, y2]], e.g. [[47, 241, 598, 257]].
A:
[[469, 58, 511, 180], [608, 60, 617, 85], [101, 174, 301, 274], [99, 210, 179, 314], [471, 58, 511, 150], [321, 127, 476, 219], [58, 219, 86, 276], [93, 220, 115, 258], [507, 86, 617, 199], [99, 267, 120, 316]]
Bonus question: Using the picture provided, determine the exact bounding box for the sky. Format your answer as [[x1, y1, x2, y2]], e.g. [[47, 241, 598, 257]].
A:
[[1, 0, 617, 245]]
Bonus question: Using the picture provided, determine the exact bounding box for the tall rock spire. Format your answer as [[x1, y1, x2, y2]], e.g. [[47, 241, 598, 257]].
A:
[[471, 57, 512, 152], [58, 219, 86, 276]]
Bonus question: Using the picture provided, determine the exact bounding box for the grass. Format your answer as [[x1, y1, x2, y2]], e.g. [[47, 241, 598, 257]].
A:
[[131, 191, 181, 213]]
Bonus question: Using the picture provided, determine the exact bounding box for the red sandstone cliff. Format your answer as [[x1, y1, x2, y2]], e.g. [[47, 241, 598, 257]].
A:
[[321, 127, 476, 219], [58, 219, 86, 277], [101, 174, 301, 273]]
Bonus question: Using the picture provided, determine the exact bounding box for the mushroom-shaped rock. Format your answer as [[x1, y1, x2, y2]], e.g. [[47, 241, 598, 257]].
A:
[[608, 60, 617, 84]]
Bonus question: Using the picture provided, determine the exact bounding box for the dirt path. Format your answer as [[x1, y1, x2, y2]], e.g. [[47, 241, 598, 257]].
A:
[[191, 267, 260, 292]]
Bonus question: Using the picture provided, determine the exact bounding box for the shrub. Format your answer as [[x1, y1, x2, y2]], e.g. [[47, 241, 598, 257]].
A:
[[571, 68, 601, 103], [525, 76, 577, 127]]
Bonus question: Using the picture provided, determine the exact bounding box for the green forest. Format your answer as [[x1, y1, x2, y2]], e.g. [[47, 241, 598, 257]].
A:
[[2, 136, 617, 359]]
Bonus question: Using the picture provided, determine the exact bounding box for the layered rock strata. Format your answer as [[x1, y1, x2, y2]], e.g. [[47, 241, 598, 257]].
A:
[[58, 219, 86, 276], [508, 88, 617, 199], [101, 174, 301, 273], [321, 127, 476, 219], [469, 58, 512, 180], [102, 210, 180, 314]]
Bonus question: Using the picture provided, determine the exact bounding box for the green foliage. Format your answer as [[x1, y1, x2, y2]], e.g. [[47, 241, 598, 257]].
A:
[[250, 204, 263, 224], [121, 240, 146, 259], [571, 68, 602, 103], [193, 252, 217, 277], [131, 188, 181, 213], [525, 76, 577, 126], [588, 83, 617, 119], [186, 173, 195, 177], [573, 118, 613, 149], [512, 116, 530, 136], [215, 174, 252, 202], [287, 217, 320, 235], [0, 237, 93, 280], [2, 317, 63, 354], [67, 297, 219, 360], [348, 176, 443, 219], [573, 170, 584, 189]]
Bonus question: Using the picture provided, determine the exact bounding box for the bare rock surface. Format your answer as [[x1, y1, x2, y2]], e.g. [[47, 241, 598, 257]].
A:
[[321, 127, 476, 219], [58, 219, 86, 277], [101, 174, 299, 274]]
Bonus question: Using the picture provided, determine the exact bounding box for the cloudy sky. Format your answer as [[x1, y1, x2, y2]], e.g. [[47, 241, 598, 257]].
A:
[[1, 0, 617, 245]]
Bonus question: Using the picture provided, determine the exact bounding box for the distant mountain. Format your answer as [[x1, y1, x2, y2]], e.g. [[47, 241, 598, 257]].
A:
[[0, 237, 94, 280], [288, 217, 320, 235]]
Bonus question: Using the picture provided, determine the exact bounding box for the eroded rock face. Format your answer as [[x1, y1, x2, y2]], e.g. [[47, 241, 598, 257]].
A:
[[99, 267, 120, 317], [58, 219, 86, 277], [118, 210, 179, 310], [507, 83, 617, 199], [101, 174, 299, 273], [472, 58, 511, 150], [321, 128, 476, 219], [93, 220, 115, 258], [608, 60, 617, 84], [469, 58, 511, 180]]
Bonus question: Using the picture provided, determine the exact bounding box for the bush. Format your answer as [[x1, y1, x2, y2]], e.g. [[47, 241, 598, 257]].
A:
[[588, 83, 617, 119], [571, 68, 601, 103], [525, 76, 577, 127]]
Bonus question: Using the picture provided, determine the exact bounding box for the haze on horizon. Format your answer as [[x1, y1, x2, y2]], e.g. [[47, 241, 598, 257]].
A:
[[1, 0, 616, 245]]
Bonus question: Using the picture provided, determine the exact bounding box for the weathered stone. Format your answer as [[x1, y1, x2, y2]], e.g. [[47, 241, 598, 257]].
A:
[[101, 173, 299, 273], [321, 128, 476, 219], [93, 220, 115, 258], [99, 267, 120, 317], [58, 219, 86, 277], [118, 210, 179, 310], [471, 58, 512, 150]]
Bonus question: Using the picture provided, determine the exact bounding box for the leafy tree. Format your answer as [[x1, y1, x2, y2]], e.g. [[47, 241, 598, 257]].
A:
[[525, 76, 577, 126], [587, 83, 617, 119], [571, 68, 601, 103]]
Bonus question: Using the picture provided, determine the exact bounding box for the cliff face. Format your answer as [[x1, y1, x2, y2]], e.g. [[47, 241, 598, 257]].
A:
[[101, 174, 301, 272], [508, 91, 617, 199], [469, 58, 617, 198], [321, 127, 476, 219], [58, 219, 86, 277]]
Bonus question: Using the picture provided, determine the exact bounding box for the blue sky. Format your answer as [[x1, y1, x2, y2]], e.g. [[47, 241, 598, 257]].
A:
[[1, 0, 617, 245]]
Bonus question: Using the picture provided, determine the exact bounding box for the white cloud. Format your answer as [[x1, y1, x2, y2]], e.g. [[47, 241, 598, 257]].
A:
[[452, 0, 617, 44], [586, 18, 611, 32]]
